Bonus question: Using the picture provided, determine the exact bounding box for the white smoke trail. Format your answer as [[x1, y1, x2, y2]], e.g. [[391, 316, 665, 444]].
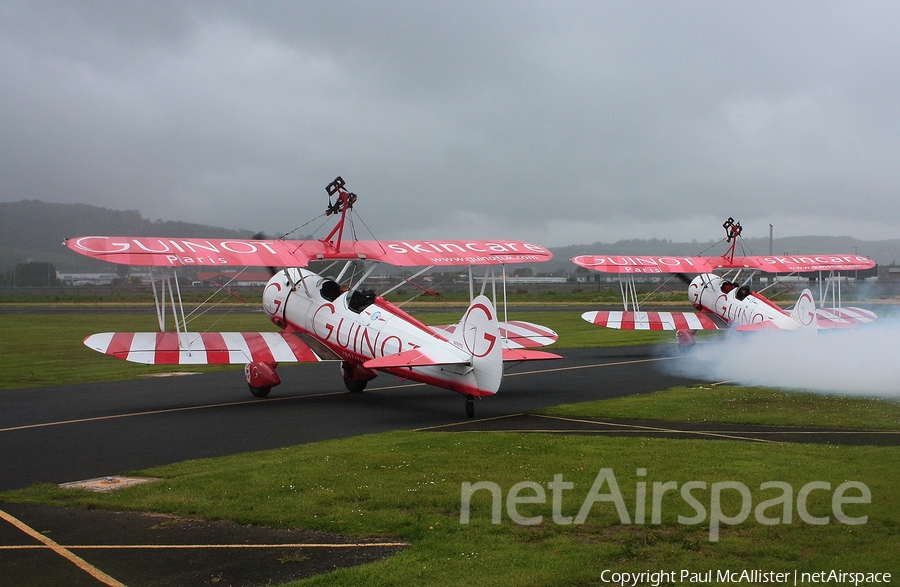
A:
[[665, 311, 900, 399]]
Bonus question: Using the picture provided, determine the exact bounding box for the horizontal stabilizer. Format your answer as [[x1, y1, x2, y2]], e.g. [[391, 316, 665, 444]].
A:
[[84, 331, 322, 365], [502, 349, 563, 362], [735, 321, 783, 332], [363, 346, 470, 370], [815, 307, 877, 328], [582, 310, 723, 331], [432, 320, 558, 348]]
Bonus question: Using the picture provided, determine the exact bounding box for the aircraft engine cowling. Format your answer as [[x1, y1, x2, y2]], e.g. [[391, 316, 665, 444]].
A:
[[688, 273, 723, 311], [263, 271, 292, 328], [245, 361, 281, 389]]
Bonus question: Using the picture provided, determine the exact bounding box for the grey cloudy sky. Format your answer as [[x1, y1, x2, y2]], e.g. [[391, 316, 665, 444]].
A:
[[2, 1, 899, 247]]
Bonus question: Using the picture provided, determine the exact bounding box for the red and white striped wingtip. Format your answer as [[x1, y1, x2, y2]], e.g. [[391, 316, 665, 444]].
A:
[[84, 332, 321, 365]]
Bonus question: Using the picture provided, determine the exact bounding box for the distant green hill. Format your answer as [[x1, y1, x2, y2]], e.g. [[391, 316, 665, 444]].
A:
[[0, 200, 256, 272]]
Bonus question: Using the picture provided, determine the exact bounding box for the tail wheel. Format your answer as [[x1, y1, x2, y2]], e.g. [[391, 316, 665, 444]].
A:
[[343, 377, 368, 393], [465, 396, 475, 418], [249, 385, 271, 398]]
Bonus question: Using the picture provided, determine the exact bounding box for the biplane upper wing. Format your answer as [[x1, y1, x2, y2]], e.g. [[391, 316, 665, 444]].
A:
[[66, 236, 310, 267], [571, 255, 721, 274], [84, 331, 324, 365], [717, 255, 876, 272], [67, 237, 551, 268], [572, 254, 876, 274], [294, 239, 552, 266]]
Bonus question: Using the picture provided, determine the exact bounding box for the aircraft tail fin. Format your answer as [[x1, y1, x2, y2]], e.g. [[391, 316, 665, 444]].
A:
[[790, 289, 819, 329], [448, 295, 503, 396]]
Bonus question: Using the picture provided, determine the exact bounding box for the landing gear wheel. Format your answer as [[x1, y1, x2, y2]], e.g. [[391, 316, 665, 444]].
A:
[[249, 385, 271, 398], [343, 377, 368, 393], [465, 396, 475, 418]]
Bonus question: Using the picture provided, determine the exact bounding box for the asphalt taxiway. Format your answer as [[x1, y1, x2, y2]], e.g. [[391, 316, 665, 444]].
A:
[[0, 346, 694, 493], [0, 346, 696, 586]]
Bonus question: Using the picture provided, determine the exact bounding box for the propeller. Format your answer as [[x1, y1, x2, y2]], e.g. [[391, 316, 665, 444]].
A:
[[673, 272, 692, 285]]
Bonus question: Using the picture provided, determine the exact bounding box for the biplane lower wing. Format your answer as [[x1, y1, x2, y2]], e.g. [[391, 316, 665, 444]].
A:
[[582, 311, 725, 331], [84, 331, 323, 365]]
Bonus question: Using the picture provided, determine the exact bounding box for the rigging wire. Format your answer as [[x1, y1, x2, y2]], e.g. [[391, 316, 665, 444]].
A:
[[277, 212, 327, 241]]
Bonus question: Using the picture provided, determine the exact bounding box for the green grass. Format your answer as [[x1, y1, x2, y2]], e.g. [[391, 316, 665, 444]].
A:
[[0, 310, 275, 389], [537, 385, 900, 430], [4, 431, 898, 585]]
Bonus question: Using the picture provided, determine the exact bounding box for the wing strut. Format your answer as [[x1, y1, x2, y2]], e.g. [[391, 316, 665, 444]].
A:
[[476, 265, 510, 343], [149, 267, 192, 353], [818, 269, 843, 309], [619, 274, 641, 312], [501, 264, 508, 329]]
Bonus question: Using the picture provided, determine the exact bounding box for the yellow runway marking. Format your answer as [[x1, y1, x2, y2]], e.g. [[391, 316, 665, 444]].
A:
[[531, 414, 780, 443], [414, 413, 521, 432], [0, 508, 127, 587], [0, 390, 348, 434], [0, 542, 408, 550], [420, 413, 783, 444], [505, 355, 683, 377]]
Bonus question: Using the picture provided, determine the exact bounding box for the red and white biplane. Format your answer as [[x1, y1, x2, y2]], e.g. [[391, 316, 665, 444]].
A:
[[66, 177, 561, 417], [571, 218, 878, 348]]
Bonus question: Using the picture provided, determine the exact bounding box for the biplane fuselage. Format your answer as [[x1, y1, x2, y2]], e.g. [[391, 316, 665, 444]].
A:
[[688, 273, 817, 330], [260, 267, 504, 399]]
